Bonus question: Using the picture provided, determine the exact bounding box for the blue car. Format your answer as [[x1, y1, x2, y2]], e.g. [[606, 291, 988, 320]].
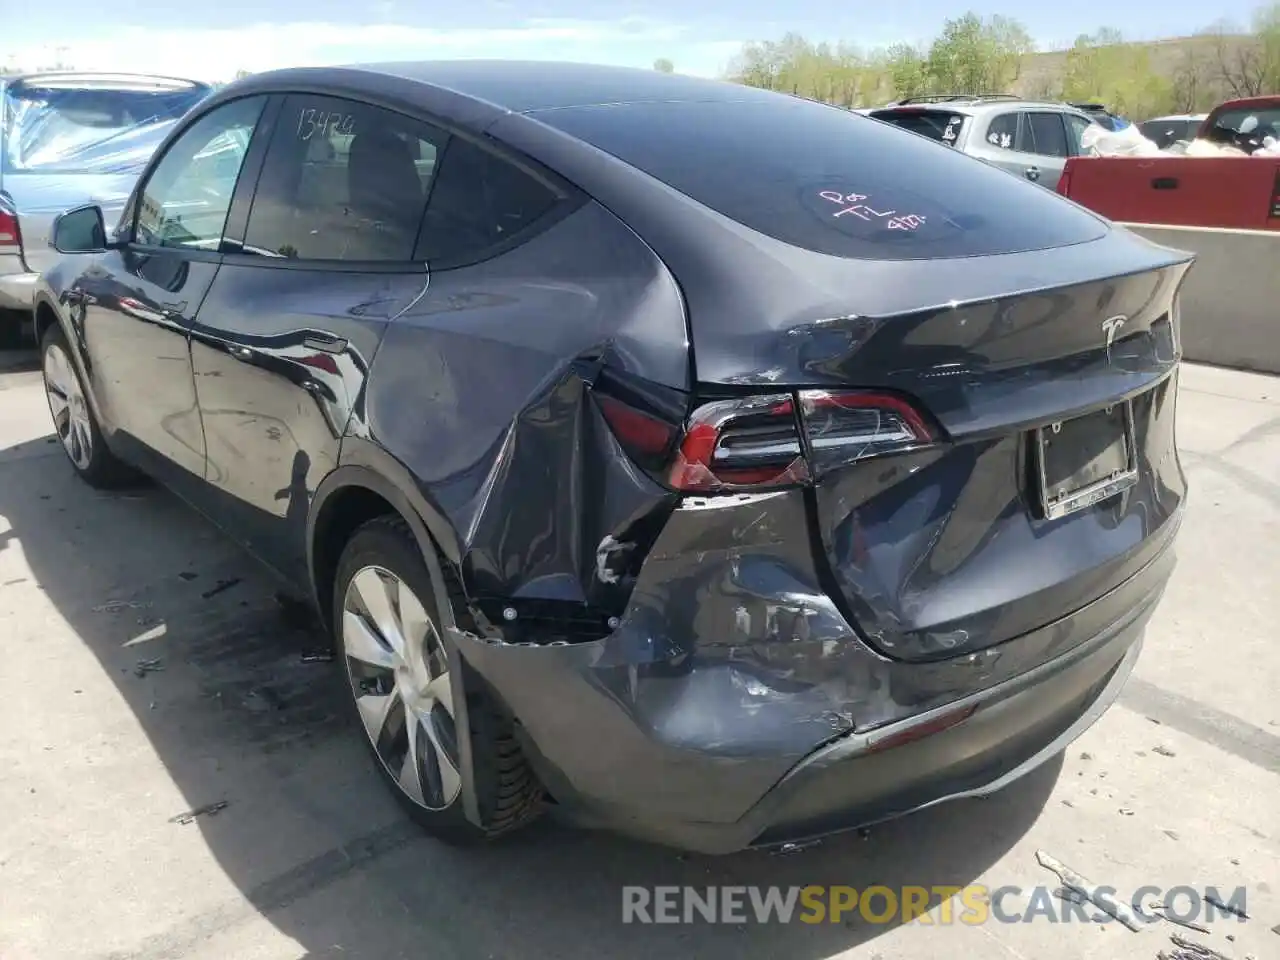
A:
[[0, 72, 211, 340]]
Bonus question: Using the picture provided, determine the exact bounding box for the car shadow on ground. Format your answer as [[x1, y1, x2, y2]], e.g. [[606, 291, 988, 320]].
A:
[[0, 430, 1061, 960]]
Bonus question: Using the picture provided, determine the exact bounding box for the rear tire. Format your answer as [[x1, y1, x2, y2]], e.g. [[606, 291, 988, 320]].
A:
[[332, 515, 542, 843], [40, 322, 140, 489]]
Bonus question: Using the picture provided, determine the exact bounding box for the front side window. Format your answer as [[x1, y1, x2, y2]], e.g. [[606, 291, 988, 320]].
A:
[[134, 96, 266, 250], [1025, 112, 1069, 158], [1066, 114, 1093, 154], [242, 95, 446, 261]]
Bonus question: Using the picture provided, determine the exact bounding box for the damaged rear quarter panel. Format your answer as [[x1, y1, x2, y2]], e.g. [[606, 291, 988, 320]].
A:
[[357, 199, 689, 613]]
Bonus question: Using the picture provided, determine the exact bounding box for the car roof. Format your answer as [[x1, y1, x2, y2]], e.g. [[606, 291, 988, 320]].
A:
[[1, 71, 208, 91], [871, 98, 1092, 118], [230, 60, 769, 115]]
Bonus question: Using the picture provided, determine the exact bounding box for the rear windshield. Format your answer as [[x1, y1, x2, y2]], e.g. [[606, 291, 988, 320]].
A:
[[540, 98, 1107, 261], [869, 108, 966, 146], [2, 78, 209, 175], [1206, 105, 1280, 148], [1140, 119, 1201, 147]]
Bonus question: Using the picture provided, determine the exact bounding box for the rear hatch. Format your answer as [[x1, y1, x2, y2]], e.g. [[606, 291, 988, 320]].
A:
[[537, 96, 1193, 663]]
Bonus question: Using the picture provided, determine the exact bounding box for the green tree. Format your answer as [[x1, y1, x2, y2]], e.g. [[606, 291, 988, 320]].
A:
[[1255, 2, 1280, 92], [652, 58, 674, 73], [926, 13, 1033, 94], [886, 43, 928, 99]]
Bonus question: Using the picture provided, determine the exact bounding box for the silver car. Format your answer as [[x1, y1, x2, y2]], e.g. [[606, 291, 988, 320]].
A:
[[0, 72, 210, 340], [869, 95, 1103, 190]]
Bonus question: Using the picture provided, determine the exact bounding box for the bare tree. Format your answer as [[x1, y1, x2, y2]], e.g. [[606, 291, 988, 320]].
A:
[[1204, 22, 1267, 97], [1169, 45, 1209, 111]]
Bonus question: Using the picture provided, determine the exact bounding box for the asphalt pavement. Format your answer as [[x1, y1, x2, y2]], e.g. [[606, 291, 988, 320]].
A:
[[0, 348, 1276, 960]]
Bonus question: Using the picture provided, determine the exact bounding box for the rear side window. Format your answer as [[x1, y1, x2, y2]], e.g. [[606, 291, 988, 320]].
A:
[[243, 95, 446, 261], [414, 136, 560, 265], [984, 113, 1019, 150], [869, 109, 965, 146], [1026, 112, 1069, 157], [2, 78, 208, 175], [539, 98, 1106, 261]]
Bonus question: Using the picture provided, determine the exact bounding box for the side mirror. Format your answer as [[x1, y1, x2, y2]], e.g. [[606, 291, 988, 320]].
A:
[[51, 204, 109, 254]]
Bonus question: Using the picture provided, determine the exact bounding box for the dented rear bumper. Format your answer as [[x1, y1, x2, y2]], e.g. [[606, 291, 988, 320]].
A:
[[452, 489, 1176, 854]]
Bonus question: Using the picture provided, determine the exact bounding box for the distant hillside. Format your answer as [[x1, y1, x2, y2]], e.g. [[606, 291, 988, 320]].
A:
[[1011, 33, 1265, 113]]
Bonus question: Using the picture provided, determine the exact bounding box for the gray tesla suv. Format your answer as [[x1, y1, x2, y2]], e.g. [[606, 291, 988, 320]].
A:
[[35, 61, 1192, 854]]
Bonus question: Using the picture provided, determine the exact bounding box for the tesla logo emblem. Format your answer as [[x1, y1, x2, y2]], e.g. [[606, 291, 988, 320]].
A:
[[1102, 315, 1127, 356]]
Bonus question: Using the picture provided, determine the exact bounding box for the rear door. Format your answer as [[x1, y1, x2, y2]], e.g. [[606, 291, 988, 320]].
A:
[[188, 93, 444, 585]]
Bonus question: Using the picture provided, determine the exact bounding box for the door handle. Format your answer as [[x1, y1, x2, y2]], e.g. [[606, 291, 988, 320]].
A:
[[1025, 166, 1041, 181], [302, 334, 348, 354], [1151, 177, 1179, 190]]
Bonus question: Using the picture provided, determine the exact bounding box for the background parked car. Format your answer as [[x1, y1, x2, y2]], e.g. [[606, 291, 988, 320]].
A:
[[869, 95, 1104, 189], [0, 72, 210, 343], [1138, 113, 1209, 150]]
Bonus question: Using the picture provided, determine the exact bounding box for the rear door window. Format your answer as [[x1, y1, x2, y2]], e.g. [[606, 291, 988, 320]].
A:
[[2, 77, 208, 175], [538, 98, 1106, 261], [868, 109, 966, 147], [1025, 113, 1070, 157], [242, 94, 446, 261]]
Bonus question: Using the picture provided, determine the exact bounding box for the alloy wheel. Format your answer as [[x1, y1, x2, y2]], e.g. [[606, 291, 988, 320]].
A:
[[341, 565, 462, 811], [43, 343, 93, 470]]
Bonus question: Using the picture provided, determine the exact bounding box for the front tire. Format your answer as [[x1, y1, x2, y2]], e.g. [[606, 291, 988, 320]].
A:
[[333, 516, 542, 844], [41, 322, 138, 488]]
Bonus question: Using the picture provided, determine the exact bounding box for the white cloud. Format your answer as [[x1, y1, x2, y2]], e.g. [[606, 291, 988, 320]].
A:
[[9, 18, 743, 82]]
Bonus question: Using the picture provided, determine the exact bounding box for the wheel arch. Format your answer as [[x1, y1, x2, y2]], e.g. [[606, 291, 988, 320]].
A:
[[33, 295, 61, 346], [309, 456, 487, 827], [307, 454, 464, 636]]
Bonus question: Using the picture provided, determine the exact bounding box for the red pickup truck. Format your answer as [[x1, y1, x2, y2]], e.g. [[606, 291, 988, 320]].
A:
[[1056, 96, 1280, 231]]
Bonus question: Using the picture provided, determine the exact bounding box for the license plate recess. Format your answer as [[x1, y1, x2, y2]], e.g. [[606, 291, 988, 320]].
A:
[[1036, 402, 1138, 520]]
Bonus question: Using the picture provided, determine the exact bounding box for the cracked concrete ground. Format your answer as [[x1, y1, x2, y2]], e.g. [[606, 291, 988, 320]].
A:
[[0, 349, 1276, 960]]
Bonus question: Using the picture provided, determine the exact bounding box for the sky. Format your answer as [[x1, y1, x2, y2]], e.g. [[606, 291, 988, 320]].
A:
[[2, 0, 1268, 83]]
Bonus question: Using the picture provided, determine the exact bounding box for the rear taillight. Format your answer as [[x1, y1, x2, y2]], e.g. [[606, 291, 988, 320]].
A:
[[1269, 166, 1280, 219], [0, 208, 20, 252], [665, 389, 935, 493]]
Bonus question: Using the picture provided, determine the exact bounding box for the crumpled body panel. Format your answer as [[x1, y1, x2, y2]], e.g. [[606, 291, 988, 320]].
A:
[[361, 200, 688, 623], [450, 485, 1174, 834]]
